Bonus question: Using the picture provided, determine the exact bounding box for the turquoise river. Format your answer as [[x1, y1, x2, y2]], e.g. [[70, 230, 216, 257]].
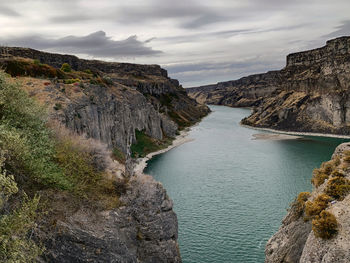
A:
[[145, 105, 348, 263]]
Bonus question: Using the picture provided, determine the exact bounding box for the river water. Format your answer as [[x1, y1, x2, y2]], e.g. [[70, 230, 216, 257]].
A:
[[145, 105, 347, 263]]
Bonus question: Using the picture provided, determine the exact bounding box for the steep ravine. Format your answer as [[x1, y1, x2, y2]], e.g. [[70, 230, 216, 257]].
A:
[[188, 36, 350, 136]]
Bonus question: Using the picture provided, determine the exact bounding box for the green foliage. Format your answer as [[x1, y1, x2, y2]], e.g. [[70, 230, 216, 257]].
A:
[[0, 153, 18, 210], [55, 138, 99, 195], [84, 69, 93, 75], [131, 130, 172, 158], [60, 63, 72, 73], [0, 194, 43, 262], [0, 72, 71, 190], [312, 210, 338, 239], [63, 78, 80, 84], [325, 176, 350, 200], [0, 154, 43, 262]]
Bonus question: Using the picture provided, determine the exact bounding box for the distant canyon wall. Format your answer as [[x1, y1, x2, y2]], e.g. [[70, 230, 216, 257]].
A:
[[188, 36, 350, 135]]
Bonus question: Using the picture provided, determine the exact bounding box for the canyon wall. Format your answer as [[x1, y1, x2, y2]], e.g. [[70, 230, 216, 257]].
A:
[[188, 36, 350, 135]]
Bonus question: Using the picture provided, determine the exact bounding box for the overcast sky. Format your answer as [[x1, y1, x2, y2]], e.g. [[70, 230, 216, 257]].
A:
[[1, 0, 350, 87]]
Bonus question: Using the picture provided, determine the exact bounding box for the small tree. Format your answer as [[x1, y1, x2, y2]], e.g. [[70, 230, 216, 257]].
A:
[[60, 63, 72, 72]]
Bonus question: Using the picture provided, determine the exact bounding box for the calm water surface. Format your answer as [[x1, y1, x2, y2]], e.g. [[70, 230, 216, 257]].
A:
[[145, 106, 348, 263]]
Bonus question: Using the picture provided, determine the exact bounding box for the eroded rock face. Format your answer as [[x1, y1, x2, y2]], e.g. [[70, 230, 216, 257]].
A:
[[265, 143, 350, 263], [188, 36, 350, 135], [39, 175, 181, 263]]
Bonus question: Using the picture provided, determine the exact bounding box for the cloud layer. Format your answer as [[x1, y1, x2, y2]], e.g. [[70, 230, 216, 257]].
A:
[[0, 0, 350, 86], [0, 31, 161, 58]]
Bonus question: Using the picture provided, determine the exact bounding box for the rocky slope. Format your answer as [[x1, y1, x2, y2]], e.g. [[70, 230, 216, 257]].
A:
[[0, 47, 209, 153], [0, 48, 209, 262], [265, 142, 350, 263], [38, 174, 181, 263], [188, 36, 350, 135]]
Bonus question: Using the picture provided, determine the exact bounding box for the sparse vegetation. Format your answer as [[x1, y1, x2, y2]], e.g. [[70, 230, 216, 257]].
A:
[[312, 210, 338, 239], [305, 194, 331, 219], [63, 78, 80, 84], [60, 63, 72, 73], [325, 176, 350, 200], [311, 159, 338, 187], [295, 192, 311, 214]]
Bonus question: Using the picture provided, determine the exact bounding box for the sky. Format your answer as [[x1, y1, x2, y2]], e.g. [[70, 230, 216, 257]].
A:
[[1, 0, 350, 87]]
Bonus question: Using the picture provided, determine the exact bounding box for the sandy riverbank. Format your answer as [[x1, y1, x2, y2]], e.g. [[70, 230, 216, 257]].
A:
[[242, 124, 350, 139], [133, 129, 193, 176]]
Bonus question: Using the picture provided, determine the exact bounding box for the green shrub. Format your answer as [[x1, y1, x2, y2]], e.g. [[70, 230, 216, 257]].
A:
[[0, 194, 43, 262], [0, 72, 71, 190], [0, 155, 43, 262], [325, 176, 350, 200], [55, 138, 98, 195], [63, 78, 80, 84], [60, 63, 72, 73], [312, 210, 338, 239], [305, 194, 331, 219]]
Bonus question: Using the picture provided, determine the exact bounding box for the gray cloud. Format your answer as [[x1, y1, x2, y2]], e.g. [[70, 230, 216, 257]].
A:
[[1, 31, 162, 58], [323, 20, 350, 38], [0, 6, 20, 16]]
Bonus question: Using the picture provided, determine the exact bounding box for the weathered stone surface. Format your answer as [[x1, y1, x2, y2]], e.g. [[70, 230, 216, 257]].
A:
[[39, 175, 181, 263]]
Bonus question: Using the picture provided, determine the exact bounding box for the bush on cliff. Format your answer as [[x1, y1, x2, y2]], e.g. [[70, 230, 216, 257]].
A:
[[312, 210, 338, 239], [60, 63, 72, 72], [295, 192, 311, 215], [325, 176, 350, 200], [311, 159, 338, 187], [304, 194, 331, 219], [0, 154, 43, 262]]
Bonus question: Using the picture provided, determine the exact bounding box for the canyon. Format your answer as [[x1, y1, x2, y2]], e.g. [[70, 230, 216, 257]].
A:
[[188, 36, 350, 135]]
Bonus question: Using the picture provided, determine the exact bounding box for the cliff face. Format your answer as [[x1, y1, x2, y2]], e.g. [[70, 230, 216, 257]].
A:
[[1, 47, 209, 153], [39, 174, 181, 263], [265, 143, 350, 263], [0, 48, 209, 262], [188, 36, 350, 135]]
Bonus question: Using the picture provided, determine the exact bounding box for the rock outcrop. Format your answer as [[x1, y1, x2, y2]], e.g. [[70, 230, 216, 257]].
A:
[[265, 143, 350, 263], [0, 48, 208, 262], [0, 47, 209, 153], [39, 175, 180, 263], [188, 36, 350, 135]]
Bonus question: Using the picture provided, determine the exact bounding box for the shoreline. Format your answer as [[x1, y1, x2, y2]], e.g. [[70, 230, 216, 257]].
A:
[[241, 124, 350, 139], [133, 129, 193, 176]]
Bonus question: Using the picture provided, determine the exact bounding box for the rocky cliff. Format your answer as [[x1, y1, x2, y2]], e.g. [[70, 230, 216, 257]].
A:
[[0, 47, 209, 153], [188, 36, 350, 135], [0, 48, 209, 262], [265, 142, 350, 263]]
